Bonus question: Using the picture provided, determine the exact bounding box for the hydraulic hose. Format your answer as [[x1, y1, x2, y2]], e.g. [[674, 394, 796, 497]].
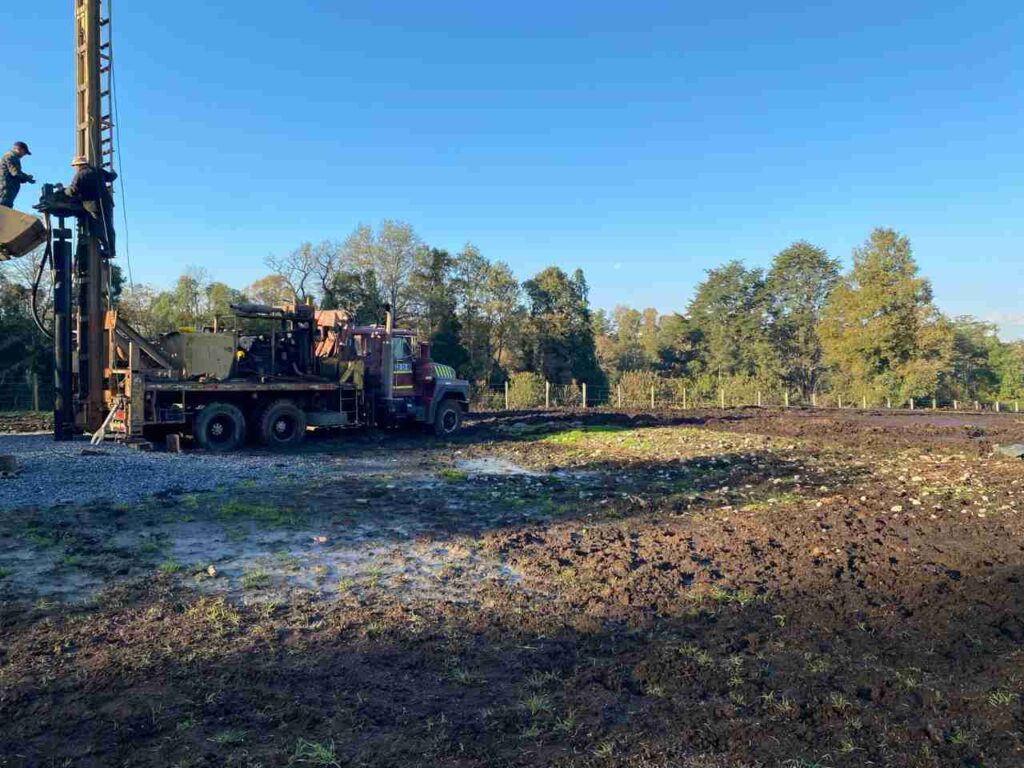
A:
[[29, 215, 54, 341]]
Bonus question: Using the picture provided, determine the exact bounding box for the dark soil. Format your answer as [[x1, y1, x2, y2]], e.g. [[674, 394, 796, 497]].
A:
[[3, 408, 1024, 767]]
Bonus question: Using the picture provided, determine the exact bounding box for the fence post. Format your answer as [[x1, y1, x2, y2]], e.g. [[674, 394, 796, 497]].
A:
[[651, 385, 655, 409], [784, 390, 789, 408], [719, 388, 725, 409], [682, 386, 687, 410], [582, 382, 587, 409], [545, 381, 550, 409], [504, 380, 509, 411], [932, 397, 937, 410], [975, 400, 980, 411], [838, 395, 843, 409], [617, 384, 622, 409], [31, 372, 39, 412], [996, 400, 1001, 413], [1016, 400, 1020, 414], [886, 397, 891, 409], [909, 398, 914, 410], [862, 395, 867, 409], [757, 390, 762, 407], [953, 399, 958, 410]]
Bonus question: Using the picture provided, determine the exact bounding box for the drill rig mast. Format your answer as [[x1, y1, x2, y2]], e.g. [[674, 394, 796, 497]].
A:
[[73, 0, 116, 432]]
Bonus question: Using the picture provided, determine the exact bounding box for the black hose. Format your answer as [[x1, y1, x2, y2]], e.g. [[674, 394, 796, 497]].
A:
[[30, 218, 53, 341]]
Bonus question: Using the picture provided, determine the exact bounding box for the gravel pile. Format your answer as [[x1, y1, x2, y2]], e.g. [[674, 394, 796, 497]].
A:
[[0, 435, 341, 510]]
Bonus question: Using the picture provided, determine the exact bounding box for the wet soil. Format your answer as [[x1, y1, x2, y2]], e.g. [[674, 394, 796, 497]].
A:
[[3, 408, 1024, 767]]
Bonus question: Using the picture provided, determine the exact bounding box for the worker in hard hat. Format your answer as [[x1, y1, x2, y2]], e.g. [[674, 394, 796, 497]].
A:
[[0, 142, 35, 208], [69, 156, 118, 255]]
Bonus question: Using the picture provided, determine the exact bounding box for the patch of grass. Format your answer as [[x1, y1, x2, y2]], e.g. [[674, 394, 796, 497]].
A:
[[23, 527, 60, 547], [894, 667, 922, 690], [158, 559, 182, 574], [138, 539, 162, 556], [291, 738, 342, 767], [524, 670, 559, 689], [274, 550, 302, 570], [209, 729, 246, 746], [540, 425, 630, 445], [241, 566, 270, 590], [448, 666, 482, 686], [60, 552, 85, 568], [179, 493, 201, 510], [986, 688, 1019, 707], [218, 499, 295, 527], [437, 468, 469, 483], [522, 693, 553, 716], [186, 597, 241, 636], [554, 709, 578, 733]]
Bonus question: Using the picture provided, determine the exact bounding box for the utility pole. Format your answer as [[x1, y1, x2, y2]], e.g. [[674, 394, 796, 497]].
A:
[[74, 0, 115, 431]]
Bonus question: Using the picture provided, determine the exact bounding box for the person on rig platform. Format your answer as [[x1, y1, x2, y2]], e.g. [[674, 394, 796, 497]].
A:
[[69, 155, 117, 255], [0, 142, 36, 208]]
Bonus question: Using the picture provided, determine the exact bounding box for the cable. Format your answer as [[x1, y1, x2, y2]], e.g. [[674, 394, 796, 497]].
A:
[[108, 0, 134, 290], [29, 214, 54, 341]]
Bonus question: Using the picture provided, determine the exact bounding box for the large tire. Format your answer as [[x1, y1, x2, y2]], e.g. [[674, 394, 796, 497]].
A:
[[433, 399, 462, 437], [194, 402, 247, 452], [259, 399, 307, 449]]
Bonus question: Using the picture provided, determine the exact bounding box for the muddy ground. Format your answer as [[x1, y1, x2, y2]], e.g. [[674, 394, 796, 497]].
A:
[[3, 407, 1024, 767]]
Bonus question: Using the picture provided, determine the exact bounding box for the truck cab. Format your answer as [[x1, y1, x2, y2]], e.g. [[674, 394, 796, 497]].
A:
[[323, 315, 470, 436]]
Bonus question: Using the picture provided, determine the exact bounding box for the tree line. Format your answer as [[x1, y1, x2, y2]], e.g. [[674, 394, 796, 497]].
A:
[[1, 222, 1021, 406]]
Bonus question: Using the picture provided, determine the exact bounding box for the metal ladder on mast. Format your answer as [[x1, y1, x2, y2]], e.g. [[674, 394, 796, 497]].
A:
[[98, 2, 115, 172]]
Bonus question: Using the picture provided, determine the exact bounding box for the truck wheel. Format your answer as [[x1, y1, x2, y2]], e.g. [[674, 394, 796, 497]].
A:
[[259, 400, 307, 449], [194, 402, 247, 452], [433, 400, 462, 437]]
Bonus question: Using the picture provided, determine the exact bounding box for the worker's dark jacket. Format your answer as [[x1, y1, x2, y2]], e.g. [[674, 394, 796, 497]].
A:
[[70, 165, 118, 253], [69, 166, 117, 204], [0, 151, 31, 207]]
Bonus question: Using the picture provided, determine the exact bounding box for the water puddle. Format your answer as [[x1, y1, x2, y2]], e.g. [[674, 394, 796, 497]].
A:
[[455, 457, 543, 477]]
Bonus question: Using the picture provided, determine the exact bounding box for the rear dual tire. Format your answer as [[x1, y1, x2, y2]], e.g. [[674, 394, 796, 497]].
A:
[[258, 399, 307, 449], [193, 399, 307, 452], [194, 402, 247, 453]]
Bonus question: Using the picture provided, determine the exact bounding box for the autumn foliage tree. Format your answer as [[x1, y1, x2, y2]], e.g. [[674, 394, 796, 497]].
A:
[[818, 228, 953, 403]]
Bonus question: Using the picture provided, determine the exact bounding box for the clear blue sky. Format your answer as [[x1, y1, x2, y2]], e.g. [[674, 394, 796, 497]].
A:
[[7, 2, 1024, 337]]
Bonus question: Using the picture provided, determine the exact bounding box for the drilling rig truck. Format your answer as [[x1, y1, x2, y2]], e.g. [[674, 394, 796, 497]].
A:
[[0, 0, 470, 451]]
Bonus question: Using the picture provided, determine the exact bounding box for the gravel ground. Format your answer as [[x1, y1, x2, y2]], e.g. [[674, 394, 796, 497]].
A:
[[0, 434, 365, 510]]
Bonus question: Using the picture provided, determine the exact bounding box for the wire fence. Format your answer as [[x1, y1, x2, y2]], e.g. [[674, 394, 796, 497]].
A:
[[0, 377, 53, 412], [471, 380, 1024, 415], [1, 376, 1019, 417]]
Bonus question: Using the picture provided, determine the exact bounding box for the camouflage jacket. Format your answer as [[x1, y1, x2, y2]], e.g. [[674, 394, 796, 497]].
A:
[[0, 151, 30, 201]]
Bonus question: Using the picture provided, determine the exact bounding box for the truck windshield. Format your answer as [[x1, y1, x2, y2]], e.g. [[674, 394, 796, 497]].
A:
[[392, 337, 412, 360]]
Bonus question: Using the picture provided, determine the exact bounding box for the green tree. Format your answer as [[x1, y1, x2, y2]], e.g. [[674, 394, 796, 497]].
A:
[[518, 267, 602, 386], [341, 221, 425, 323], [408, 247, 468, 373], [246, 274, 294, 307], [818, 228, 953, 403], [324, 269, 386, 325], [653, 313, 702, 377], [764, 241, 840, 398], [686, 261, 769, 381], [992, 341, 1024, 400], [945, 316, 1000, 400], [452, 245, 520, 383]]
